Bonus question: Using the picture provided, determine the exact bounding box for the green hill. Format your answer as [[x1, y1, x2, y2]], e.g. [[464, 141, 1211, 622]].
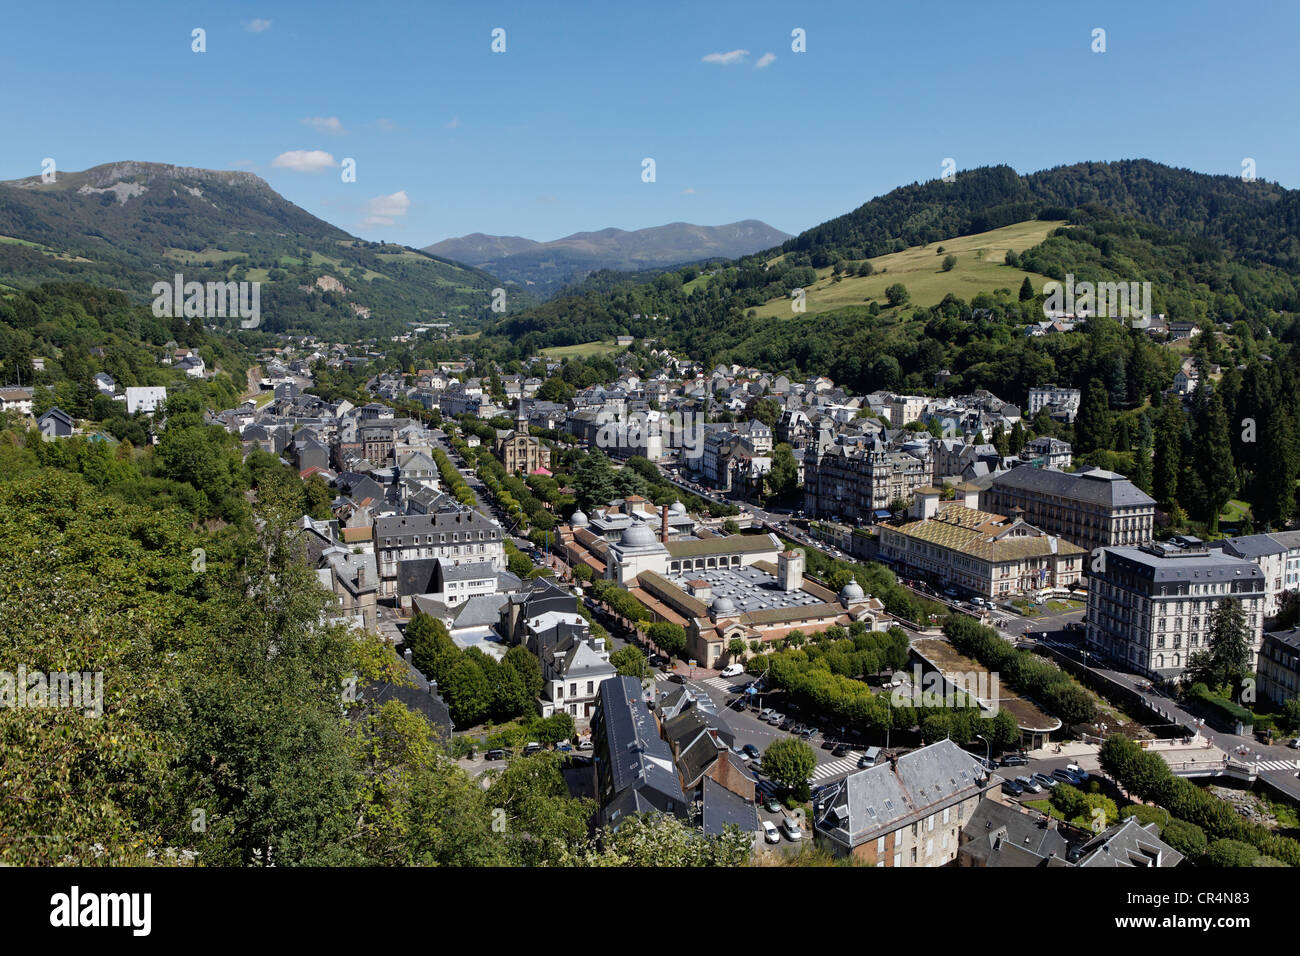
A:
[[0, 162, 532, 337]]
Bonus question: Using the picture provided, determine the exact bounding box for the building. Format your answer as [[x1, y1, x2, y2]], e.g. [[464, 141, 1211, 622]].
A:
[[957, 799, 1072, 867], [804, 436, 928, 522], [374, 509, 505, 599], [125, 386, 168, 415], [0, 387, 34, 416], [494, 402, 551, 474], [1207, 532, 1300, 618], [591, 676, 687, 830], [877, 487, 1085, 599], [1085, 544, 1266, 681], [1020, 436, 1072, 470], [1027, 385, 1081, 423], [1258, 629, 1300, 708], [987, 465, 1156, 556], [36, 406, 74, 438], [812, 739, 1002, 864]]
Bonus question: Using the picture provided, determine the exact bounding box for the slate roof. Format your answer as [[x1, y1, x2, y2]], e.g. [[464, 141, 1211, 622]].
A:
[[992, 464, 1156, 508], [1103, 546, 1265, 584], [597, 676, 685, 804], [701, 775, 759, 837], [1075, 817, 1183, 868], [959, 799, 1071, 867]]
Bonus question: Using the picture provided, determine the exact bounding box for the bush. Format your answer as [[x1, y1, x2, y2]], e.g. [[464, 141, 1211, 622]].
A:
[[1160, 819, 1207, 860]]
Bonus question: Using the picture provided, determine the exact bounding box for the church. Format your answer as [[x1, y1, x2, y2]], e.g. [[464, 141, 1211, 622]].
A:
[[495, 401, 551, 475]]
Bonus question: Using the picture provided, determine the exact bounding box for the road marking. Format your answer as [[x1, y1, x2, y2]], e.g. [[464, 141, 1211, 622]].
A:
[[1256, 759, 1300, 772]]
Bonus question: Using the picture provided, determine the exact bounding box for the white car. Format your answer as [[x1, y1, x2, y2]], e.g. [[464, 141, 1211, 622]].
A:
[[720, 663, 745, 678], [782, 817, 803, 841], [761, 820, 781, 844]]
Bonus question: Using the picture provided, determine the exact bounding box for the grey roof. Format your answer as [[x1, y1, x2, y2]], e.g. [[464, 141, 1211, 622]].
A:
[[597, 676, 685, 813], [960, 799, 1071, 867], [375, 508, 499, 543], [362, 657, 453, 737], [1075, 817, 1183, 868], [815, 739, 995, 848], [1102, 546, 1265, 584], [701, 776, 759, 837], [1211, 533, 1290, 559], [452, 593, 511, 629], [992, 464, 1155, 508]]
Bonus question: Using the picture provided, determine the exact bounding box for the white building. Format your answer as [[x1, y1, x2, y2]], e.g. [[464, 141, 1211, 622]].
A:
[[125, 386, 168, 415]]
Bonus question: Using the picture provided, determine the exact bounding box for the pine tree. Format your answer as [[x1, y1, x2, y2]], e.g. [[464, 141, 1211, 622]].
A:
[[1132, 414, 1154, 494], [1075, 378, 1113, 454], [1019, 277, 1034, 301], [1153, 401, 1183, 507], [1196, 388, 1236, 531]]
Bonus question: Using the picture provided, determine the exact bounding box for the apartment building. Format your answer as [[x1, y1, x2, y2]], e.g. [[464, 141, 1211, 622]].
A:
[[1026, 385, 1081, 423], [1085, 544, 1266, 681], [374, 509, 505, 599], [986, 465, 1155, 556], [1257, 629, 1300, 708], [804, 437, 928, 521]]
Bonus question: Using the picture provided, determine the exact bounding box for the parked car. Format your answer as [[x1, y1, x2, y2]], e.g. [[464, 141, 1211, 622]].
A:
[[1289, 738, 1300, 750], [764, 797, 783, 814], [761, 820, 781, 844], [1000, 754, 1029, 767], [720, 663, 745, 678], [1001, 779, 1024, 797], [1033, 772, 1058, 789], [821, 738, 838, 750], [485, 748, 507, 761], [523, 742, 543, 755], [1066, 763, 1090, 782], [765, 711, 785, 725], [742, 744, 762, 762], [665, 672, 686, 684], [758, 708, 775, 721], [799, 727, 817, 739], [1052, 768, 1082, 785], [781, 817, 803, 841], [832, 743, 852, 758], [1015, 775, 1043, 794], [577, 739, 593, 752]]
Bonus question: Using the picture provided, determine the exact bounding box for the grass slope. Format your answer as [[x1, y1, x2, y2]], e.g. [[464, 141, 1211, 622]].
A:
[[749, 220, 1062, 319]]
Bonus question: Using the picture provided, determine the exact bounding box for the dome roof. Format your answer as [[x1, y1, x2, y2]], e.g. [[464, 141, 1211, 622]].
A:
[[711, 595, 737, 616], [840, 580, 865, 602], [570, 509, 589, 527], [620, 523, 658, 548], [670, 500, 687, 514]]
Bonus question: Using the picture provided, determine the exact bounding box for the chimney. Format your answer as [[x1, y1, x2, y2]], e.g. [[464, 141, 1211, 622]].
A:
[[357, 563, 367, 587], [661, 503, 670, 544], [404, 648, 413, 664]]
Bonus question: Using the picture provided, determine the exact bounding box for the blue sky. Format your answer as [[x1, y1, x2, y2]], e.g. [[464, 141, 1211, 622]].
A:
[[2, 0, 1297, 245]]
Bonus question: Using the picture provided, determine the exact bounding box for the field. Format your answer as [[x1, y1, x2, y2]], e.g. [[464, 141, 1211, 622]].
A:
[[540, 340, 626, 359], [749, 219, 1064, 319]]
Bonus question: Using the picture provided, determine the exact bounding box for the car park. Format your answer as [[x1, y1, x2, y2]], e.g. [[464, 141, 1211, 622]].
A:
[[761, 821, 781, 844], [1015, 775, 1043, 794]]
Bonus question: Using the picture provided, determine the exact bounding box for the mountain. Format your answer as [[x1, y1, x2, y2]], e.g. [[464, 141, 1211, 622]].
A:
[[0, 161, 529, 337], [478, 159, 1300, 400], [424, 219, 791, 297]]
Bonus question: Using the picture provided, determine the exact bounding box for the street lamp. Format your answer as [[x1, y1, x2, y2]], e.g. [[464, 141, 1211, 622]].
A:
[[976, 733, 990, 766]]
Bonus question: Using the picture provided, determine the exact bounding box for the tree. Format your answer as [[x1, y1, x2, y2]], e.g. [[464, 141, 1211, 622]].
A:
[[728, 637, 747, 661], [1075, 378, 1113, 454], [885, 283, 910, 308], [1153, 401, 1184, 507], [941, 254, 957, 272], [761, 738, 817, 799], [443, 656, 494, 727], [647, 621, 687, 659], [1019, 276, 1034, 301], [1184, 598, 1252, 697], [1194, 388, 1236, 530], [610, 644, 650, 679]]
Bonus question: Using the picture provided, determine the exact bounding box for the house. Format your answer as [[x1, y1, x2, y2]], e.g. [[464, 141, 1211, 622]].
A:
[[958, 799, 1073, 867], [93, 372, 116, 395], [36, 406, 75, 438], [591, 676, 687, 829], [0, 387, 34, 416], [125, 386, 168, 415], [812, 739, 1001, 864]]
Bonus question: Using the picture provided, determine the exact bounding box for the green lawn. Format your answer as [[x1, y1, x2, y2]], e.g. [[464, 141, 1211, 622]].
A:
[[750, 219, 1064, 319], [1220, 499, 1253, 524], [540, 341, 626, 359]]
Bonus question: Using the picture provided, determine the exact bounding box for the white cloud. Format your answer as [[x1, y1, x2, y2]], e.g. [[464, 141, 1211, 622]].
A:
[[444, 116, 461, 129], [245, 18, 272, 33], [271, 150, 337, 173], [374, 118, 400, 132], [755, 52, 776, 69], [702, 49, 748, 65], [362, 190, 411, 228], [681, 187, 696, 195], [301, 116, 345, 135]]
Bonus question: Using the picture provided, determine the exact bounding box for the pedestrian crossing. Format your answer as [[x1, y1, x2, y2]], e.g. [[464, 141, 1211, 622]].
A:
[[1256, 759, 1300, 773], [699, 676, 734, 690], [810, 754, 862, 782]]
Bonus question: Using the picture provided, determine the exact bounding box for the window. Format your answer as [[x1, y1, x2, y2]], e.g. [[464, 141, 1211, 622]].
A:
[[877, 836, 885, 853]]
